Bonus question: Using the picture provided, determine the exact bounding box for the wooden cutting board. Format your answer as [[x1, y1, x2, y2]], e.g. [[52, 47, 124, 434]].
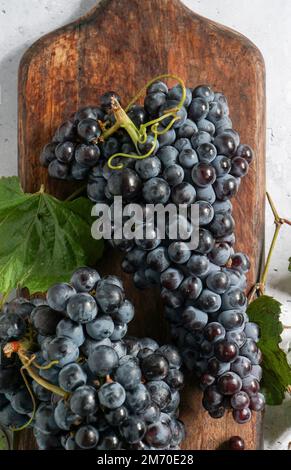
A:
[[17, 0, 265, 450]]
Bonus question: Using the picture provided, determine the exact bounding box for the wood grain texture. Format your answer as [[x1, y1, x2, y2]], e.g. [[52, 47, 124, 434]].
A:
[[18, 0, 266, 450]]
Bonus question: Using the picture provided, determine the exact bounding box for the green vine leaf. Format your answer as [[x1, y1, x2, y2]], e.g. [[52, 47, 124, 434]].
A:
[[0, 177, 103, 296], [288, 257, 291, 271], [247, 295, 291, 405]]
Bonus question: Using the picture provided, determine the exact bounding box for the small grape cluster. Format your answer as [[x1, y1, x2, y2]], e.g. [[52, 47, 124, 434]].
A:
[[40, 92, 124, 181], [40, 79, 264, 424], [0, 269, 185, 450]]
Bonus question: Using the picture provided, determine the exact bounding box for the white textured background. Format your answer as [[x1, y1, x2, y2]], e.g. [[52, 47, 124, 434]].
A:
[[0, 0, 291, 450]]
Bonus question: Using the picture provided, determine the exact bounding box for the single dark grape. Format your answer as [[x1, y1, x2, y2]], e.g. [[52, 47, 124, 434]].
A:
[[228, 436, 245, 450], [217, 372, 242, 395], [191, 162, 216, 187], [215, 340, 239, 363]]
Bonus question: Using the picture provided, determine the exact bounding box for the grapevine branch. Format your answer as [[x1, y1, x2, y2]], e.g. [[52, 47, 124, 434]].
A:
[[248, 192, 291, 303]]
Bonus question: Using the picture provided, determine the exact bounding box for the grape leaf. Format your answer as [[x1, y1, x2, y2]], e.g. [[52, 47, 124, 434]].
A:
[[0, 177, 103, 295], [247, 295, 291, 405]]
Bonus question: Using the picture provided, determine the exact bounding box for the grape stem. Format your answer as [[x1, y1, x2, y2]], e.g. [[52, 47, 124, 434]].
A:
[[3, 341, 68, 399], [65, 184, 87, 202], [101, 73, 186, 170], [248, 192, 291, 303]]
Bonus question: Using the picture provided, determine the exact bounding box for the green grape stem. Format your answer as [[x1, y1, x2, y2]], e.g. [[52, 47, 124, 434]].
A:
[[101, 73, 187, 170], [3, 341, 68, 399], [248, 192, 291, 302]]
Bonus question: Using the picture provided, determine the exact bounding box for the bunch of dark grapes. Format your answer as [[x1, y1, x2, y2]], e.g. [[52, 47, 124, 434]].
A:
[[40, 80, 264, 423], [0, 268, 185, 450], [40, 92, 124, 181]]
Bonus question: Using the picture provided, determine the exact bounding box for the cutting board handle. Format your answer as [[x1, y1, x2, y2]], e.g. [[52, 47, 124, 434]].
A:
[[83, 0, 190, 21]]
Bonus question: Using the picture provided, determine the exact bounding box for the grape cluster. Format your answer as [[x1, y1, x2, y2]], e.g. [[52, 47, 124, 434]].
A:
[[40, 80, 264, 423], [0, 269, 185, 450], [40, 92, 125, 181]]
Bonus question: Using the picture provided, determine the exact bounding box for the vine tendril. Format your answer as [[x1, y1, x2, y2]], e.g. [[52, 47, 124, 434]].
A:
[[106, 74, 186, 170]]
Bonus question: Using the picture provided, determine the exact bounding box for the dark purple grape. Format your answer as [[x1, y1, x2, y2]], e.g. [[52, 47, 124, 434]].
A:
[[217, 310, 245, 331], [241, 376, 260, 396], [75, 106, 99, 122], [203, 385, 224, 407], [197, 143, 217, 163], [141, 354, 169, 381], [231, 356, 252, 378], [119, 417, 146, 444], [40, 143, 57, 167], [181, 306, 208, 331], [144, 92, 166, 115], [215, 341, 239, 363], [249, 393, 265, 412], [160, 268, 183, 290], [193, 85, 214, 103], [194, 200, 214, 226], [187, 254, 210, 276], [168, 241, 191, 264], [191, 163, 216, 187], [228, 436, 245, 450], [207, 357, 230, 377], [231, 253, 251, 273], [217, 372, 242, 395], [212, 155, 232, 176], [55, 141, 75, 163], [171, 182, 196, 205], [204, 322, 226, 343], [206, 271, 230, 294], [30, 306, 63, 336], [230, 391, 250, 410], [196, 229, 215, 254], [157, 146, 178, 167], [163, 164, 184, 186], [145, 421, 172, 448], [53, 120, 75, 143], [179, 276, 202, 300], [191, 130, 212, 148], [232, 407, 252, 424], [75, 144, 100, 167], [208, 404, 226, 419], [165, 369, 184, 390], [197, 119, 215, 136], [107, 168, 141, 200], [221, 288, 246, 310], [235, 144, 254, 164], [75, 425, 99, 449], [146, 247, 170, 273], [178, 148, 198, 169], [230, 157, 249, 177], [142, 177, 170, 204], [188, 97, 209, 121], [197, 289, 222, 313], [127, 105, 147, 127], [209, 213, 235, 238], [77, 118, 101, 142], [214, 175, 238, 200], [146, 380, 171, 409], [226, 330, 247, 348], [48, 160, 69, 180], [0, 313, 26, 342], [200, 372, 216, 389], [178, 119, 198, 139], [214, 132, 237, 157], [207, 101, 224, 123]]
